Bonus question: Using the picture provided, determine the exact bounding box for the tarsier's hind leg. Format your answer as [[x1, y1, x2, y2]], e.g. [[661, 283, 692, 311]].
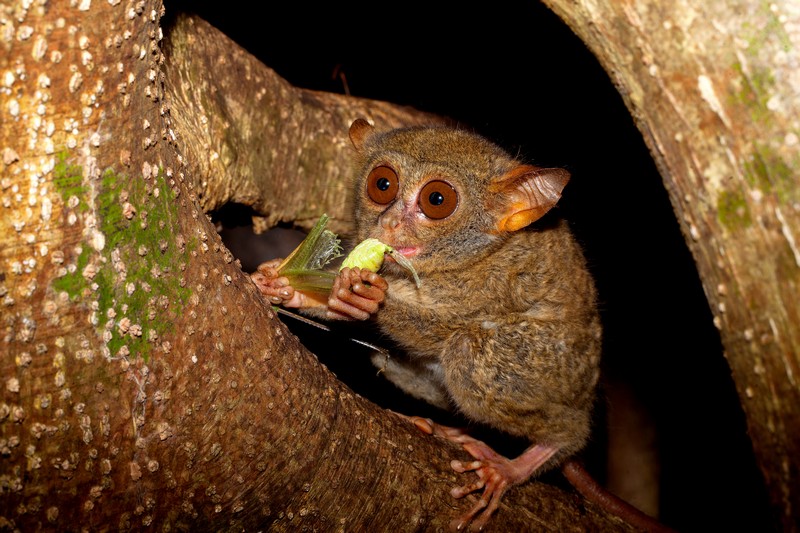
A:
[[402, 416, 559, 531]]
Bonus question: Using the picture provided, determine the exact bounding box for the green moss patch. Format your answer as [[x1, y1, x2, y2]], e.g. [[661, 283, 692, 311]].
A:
[[50, 155, 192, 361], [98, 168, 192, 360], [742, 144, 796, 204], [52, 245, 92, 299], [717, 189, 752, 231], [54, 151, 90, 212]]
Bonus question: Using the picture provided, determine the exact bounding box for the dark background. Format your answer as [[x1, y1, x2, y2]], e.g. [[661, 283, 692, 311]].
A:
[[165, 2, 773, 530]]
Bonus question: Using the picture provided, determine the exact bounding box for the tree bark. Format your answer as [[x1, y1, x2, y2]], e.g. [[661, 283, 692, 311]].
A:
[[0, 3, 628, 531], [540, 0, 800, 530], [162, 15, 447, 235]]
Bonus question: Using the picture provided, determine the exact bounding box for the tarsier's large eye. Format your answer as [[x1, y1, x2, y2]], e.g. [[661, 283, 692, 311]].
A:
[[366, 166, 399, 205], [419, 180, 458, 219]]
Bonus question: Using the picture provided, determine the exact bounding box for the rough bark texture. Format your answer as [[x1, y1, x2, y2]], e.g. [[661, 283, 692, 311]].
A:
[[0, 2, 630, 531], [163, 15, 447, 235], [541, 1, 800, 530]]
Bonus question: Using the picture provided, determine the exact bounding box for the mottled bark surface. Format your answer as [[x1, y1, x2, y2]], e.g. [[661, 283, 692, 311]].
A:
[[0, 2, 630, 531], [542, 0, 800, 529], [163, 15, 446, 234]]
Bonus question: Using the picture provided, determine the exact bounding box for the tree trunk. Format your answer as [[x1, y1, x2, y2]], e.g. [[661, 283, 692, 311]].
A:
[[0, 3, 628, 531], [541, 0, 800, 530]]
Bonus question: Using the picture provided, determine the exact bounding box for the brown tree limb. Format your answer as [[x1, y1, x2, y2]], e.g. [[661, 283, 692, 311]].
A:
[[541, 1, 800, 529], [162, 15, 447, 234]]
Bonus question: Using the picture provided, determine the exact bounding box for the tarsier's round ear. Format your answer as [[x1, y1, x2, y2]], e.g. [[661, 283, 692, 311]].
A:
[[489, 165, 570, 233], [349, 118, 375, 151]]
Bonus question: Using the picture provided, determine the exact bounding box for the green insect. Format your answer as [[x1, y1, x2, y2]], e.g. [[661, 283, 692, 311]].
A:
[[341, 238, 421, 288]]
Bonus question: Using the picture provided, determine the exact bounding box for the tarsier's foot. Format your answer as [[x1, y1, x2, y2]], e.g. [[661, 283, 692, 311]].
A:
[[327, 266, 388, 320], [401, 416, 558, 532]]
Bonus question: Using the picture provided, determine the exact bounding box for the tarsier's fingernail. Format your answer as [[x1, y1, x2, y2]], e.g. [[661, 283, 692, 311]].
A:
[[279, 289, 291, 298]]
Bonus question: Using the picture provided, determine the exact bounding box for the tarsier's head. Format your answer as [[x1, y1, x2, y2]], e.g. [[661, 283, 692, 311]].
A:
[[348, 119, 570, 275]]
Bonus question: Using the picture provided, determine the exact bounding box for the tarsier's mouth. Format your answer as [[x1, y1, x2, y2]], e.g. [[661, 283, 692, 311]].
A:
[[390, 246, 420, 259]]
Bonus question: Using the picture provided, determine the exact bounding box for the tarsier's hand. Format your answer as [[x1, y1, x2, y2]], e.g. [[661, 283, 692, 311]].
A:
[[327, 266, 388, 320], [251, 261, 387, 320], [250, 258, 307, 309]]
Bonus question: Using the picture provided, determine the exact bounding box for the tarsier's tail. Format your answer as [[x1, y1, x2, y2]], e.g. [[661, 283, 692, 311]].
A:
[[562, 459, 679, 533]]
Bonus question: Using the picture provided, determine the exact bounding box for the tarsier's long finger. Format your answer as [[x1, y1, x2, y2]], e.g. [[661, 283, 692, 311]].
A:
[[345, 268, 387, 308], [349, 280, 386, 305], [255, 258, 284, 277], [469, 494, 502, 532], [461, 440, 504, 463], [326, 272, 368, 320], [329, 285, 379, 319], [451, 460, 484, 474], [273, 283, 296, 305], [450, 476, 485, 499], [353, 268, 389, 290], [436, 425, 478, 444], [402, 416, 436, 435], [327, 295, 371, 321], [452, 477, 506, 532], [328, 268, 381, 316], [251, 272, 295, 305], [450, 497, 489, 532], [250, 272, 273, 295]]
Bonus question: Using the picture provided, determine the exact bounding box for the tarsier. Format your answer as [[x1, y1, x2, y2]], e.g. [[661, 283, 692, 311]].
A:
[[252, 119, 666, 531]]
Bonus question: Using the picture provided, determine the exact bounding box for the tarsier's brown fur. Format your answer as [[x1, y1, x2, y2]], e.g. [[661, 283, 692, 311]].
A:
[[349, 122, 601, 461], [253, 120, 668, 531]]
